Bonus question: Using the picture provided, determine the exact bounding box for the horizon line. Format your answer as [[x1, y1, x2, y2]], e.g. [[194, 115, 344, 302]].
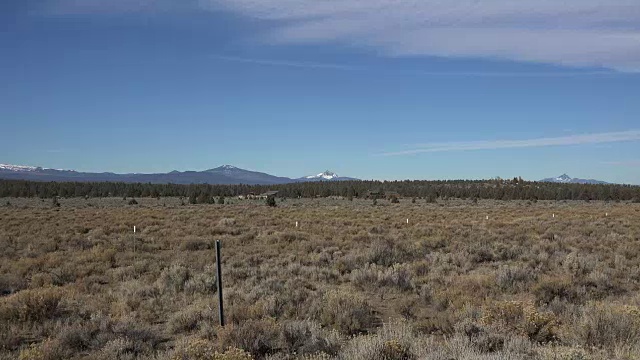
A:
[[1, 162, 635, 185]]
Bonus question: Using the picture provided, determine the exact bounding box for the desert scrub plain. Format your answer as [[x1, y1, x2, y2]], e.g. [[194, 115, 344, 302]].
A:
[[1, 197, 640, 360]]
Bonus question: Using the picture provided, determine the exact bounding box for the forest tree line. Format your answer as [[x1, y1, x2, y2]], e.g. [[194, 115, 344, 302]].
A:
[[1, 178, 639, 202]]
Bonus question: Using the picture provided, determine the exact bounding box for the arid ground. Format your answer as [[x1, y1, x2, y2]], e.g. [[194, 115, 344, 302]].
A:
[[1, 197, 640, 359]]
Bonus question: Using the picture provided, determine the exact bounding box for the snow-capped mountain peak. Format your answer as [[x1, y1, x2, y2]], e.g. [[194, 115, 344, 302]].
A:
[[219, 165, 241, 174], [540, 174, 609, 185], [554, 174, 572, 183], [0, 164, 39, 172], [299, 170, 359, 182], [306, 170, 338, 180], [206, 165, 241, 173]]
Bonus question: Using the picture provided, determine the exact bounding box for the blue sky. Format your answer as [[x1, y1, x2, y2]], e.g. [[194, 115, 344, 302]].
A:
[[1, 1, 640, 183]]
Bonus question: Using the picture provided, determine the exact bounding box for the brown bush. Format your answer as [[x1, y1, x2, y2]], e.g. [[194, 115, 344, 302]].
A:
[[495, 265, 535, 293], [533, 276, 580, 305], [316, 290, 378, 335], [168, 307, 205, 334], [278, 320, 342, 356], [0, 287, 62, 323], [1, 198, 639, 359], [350, 263, 414, 291], [171, 338, 253, 360], [563, 303, 640, 350], [180, 239, 210, 251], [481, 300, 558, 343], [339, 320, 422, 360], [0, 274, 26, 296], [156, 264, 191, 294], [216, 319, 280, 358]]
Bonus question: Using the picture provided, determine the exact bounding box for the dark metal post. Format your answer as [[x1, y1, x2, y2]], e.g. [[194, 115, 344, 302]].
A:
[[215, 240, 225, 326]]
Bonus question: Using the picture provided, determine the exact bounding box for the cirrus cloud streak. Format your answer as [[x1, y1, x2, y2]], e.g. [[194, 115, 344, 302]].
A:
[[207, 0, 640, 72], [43, 0, 640, 71], [382, 130, 640, 156]]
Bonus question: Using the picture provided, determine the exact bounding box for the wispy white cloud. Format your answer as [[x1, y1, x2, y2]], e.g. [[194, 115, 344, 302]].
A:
[[44, 0, 640, 71], [211, 54, 621, 77], [382, 130, 640, 156], [205, 0, 640, 72], [209, 55, 359, 70]]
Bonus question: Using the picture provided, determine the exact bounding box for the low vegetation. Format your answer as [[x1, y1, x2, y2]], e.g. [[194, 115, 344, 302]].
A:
[[1, 197, 640, 359]]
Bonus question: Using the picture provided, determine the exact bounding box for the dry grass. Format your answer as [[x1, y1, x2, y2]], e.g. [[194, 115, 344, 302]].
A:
[[1, 197, 640, 359]]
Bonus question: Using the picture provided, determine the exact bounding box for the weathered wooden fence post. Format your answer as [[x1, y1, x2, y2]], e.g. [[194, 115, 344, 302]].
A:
[[215, 240, 225, 326]]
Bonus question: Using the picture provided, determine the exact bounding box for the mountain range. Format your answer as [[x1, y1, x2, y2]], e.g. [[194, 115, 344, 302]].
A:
[[539, 174, 609, 185], [0, 164, 358, 185], [0, 164, 614, 185]]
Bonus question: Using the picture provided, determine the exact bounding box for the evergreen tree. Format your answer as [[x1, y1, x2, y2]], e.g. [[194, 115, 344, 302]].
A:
[[197, 193, 210, 204], [266, 196, 276, 207], [0, 178, 639, 202]]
